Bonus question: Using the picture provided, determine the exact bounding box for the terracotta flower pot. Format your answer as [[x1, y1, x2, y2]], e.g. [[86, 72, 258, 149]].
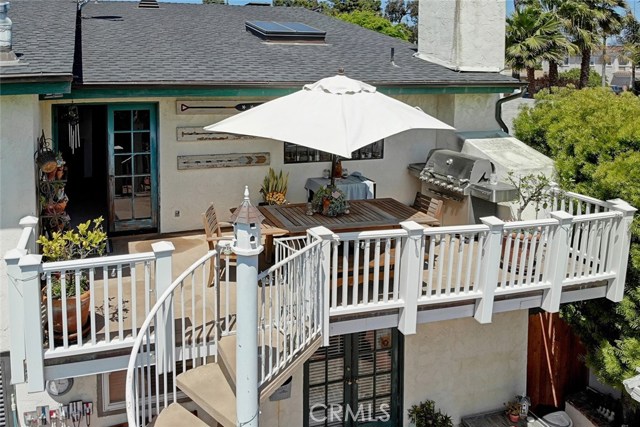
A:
[[508, 413, 520, 423], [43, 289, 91, 338]]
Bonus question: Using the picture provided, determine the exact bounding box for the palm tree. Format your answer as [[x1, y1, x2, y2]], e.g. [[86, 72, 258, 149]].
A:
[[521, 0, 577, 86], [618, 12, 640, 93], [506, 6, 569, 94], [556, 0, 627, 88]]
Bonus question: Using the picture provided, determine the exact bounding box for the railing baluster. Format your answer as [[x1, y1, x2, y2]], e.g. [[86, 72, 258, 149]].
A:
[[46, 273, 54, 351], [372, 239, 381, 303], [455, 234, 464, 294], [61, 271, 69, 349], [435, 236, 444, 297], [362, 239, 370, 304], [103, 266, 110, 343], [331, 240, 338, 309], [517, 230, 529, 287], [382, 238, 391, 302], [75, 269, 82, 347], [445, 234, 454, 296], [353, 240, 360, 304], [426, 236, 434, 298], [464, 234, 473, 293], [131, 263, 137, 339], [118, 264, 124, 341], [501, 233, 513, 287]]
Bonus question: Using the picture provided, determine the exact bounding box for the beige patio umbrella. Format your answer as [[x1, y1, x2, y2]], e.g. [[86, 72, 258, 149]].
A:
[[205, 73, 454, 185]]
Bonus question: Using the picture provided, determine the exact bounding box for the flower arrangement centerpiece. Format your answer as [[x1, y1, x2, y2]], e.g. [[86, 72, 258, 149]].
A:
[[312, 186, 348, 217], [260, 168, 289, 205]]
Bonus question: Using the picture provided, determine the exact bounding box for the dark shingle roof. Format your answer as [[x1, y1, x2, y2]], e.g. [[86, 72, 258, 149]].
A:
[[79, 2, 518, 87], [0, 0, 77, 80]]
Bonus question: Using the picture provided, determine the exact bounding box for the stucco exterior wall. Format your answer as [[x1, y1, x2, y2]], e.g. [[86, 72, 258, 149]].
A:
[[41, 92, 501, 234], [0, 94, 40, 353], [403, 310, 529, 425], [418, 0, 505, 72]]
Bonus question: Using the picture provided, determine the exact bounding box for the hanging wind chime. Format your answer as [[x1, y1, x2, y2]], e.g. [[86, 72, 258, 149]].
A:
[[66, 105, 80, 154]]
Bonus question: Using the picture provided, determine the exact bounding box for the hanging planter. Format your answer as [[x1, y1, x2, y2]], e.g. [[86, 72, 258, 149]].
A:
[[35, 130, 57, 173]]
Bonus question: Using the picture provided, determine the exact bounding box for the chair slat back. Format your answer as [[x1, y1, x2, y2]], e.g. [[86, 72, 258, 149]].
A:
[[412, 192, 443, 220], [202, 203, 222, 239]]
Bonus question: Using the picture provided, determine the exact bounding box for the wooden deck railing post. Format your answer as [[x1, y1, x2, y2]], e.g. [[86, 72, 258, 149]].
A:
[[5, 248, 27, 384], [606, 200, 637, 302], [474, 217, 504, 324], [541, 212, 573, 313], [18, 254, 45, 392], [398, 221, 424, 335], [308, 226, 336, 347], [5, 216, 38, 384], [152, 241, 175, 375]]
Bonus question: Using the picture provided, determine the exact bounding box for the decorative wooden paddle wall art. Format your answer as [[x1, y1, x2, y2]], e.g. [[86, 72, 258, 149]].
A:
[[177, 152, 270, 170], [176, 100, 263, 115], [176, 127, 255, 142]]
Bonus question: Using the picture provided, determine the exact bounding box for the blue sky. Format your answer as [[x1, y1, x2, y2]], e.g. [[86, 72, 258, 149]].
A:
[[157, 0, 640, 16]]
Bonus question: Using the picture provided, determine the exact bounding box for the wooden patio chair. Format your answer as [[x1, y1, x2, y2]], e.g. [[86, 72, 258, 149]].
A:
[[202, 203, 235, 287], [412, 192, 443, 224]]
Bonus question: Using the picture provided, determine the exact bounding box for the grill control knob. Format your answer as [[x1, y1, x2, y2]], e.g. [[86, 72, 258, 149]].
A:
[[446, 184, 453, 190], [456, 187, 464, 193], [427, 178, 435, 183]]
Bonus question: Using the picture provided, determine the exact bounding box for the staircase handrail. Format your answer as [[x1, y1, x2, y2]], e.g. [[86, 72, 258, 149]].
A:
[[125, 249, 218, 427]]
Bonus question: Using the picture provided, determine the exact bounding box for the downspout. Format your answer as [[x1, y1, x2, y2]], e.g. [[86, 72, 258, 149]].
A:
[[495, 87, 525, 134]]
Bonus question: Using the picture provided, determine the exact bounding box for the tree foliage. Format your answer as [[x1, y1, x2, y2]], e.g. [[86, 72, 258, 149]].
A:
[[274, 0, 416, 42], [558, 68, 602, 87], [506, 5, 572, 93], [514, 87, 640, 412], [336, 10, 411, 41]]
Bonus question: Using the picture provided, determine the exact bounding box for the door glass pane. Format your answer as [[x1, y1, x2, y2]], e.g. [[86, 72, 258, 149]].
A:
[[375, 396, 391, 420], [115, 177, 132, 197], [326, 358, 344, 382], [135, 154, 151, 175], [114, 110, 131, 131], [134, 195, 151, 219], [114, 200, 133, 222], [114, 154, 132, 176], [357, 376, 374, 400], [133, 110, 150, 130], [133, 132, 150, 152], [135, 176, 151, 194], [114, 133, 132, 153], [375, 351, 392, 373]]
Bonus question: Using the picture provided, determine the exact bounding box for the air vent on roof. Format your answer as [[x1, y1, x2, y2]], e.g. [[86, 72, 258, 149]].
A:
[[245, 21, 326, 43], [138, 0, 159, 9]]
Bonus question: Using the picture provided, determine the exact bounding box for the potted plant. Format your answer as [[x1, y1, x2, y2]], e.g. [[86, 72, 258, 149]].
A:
[[260, 168, 289, 205], [37, 217, 107, 340], [502, 172, 554, 272], [311, 186, 348, 217], [408, 399, 453, 427], [505, 400, 522, 423]]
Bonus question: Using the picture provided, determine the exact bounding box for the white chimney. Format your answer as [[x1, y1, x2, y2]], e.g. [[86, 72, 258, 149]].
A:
[[0, 1, 17, 63], [417, 0, 505, 72]]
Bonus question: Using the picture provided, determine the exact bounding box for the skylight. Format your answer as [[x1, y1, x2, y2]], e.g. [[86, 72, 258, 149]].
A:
[[245, 21, 326, 43]]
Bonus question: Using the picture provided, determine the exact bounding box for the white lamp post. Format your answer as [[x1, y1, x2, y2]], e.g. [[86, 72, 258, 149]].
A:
[[230, 186, 264, 427]]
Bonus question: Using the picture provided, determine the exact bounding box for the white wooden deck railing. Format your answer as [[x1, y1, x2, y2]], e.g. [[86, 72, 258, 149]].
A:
[[4, 194, 635, 397], [257, 237, 324, 386]]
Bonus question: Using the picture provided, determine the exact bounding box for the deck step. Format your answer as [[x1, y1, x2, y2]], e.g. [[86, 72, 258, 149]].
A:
[[176, 364, 237, 427], [148, 402, 209, 427], [218, 333, 323, 402]]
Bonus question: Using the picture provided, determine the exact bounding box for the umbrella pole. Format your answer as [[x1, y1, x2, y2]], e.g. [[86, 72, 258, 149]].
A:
[[330, 155, 336, 187]]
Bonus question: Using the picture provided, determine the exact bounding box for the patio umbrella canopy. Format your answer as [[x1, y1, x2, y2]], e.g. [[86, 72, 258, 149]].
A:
[[205, 73, 454, 183]]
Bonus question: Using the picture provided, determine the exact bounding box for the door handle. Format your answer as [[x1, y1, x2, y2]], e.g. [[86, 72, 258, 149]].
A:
[[346, 378, 359, 385]]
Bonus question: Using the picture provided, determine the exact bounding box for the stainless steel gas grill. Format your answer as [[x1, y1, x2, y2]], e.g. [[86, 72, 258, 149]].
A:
[[409, 149, 518, 225]]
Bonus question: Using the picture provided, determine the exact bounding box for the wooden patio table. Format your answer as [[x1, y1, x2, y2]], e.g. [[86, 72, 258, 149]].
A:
[[259, 198, 438, 235], [258, 198, 439, 261]]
